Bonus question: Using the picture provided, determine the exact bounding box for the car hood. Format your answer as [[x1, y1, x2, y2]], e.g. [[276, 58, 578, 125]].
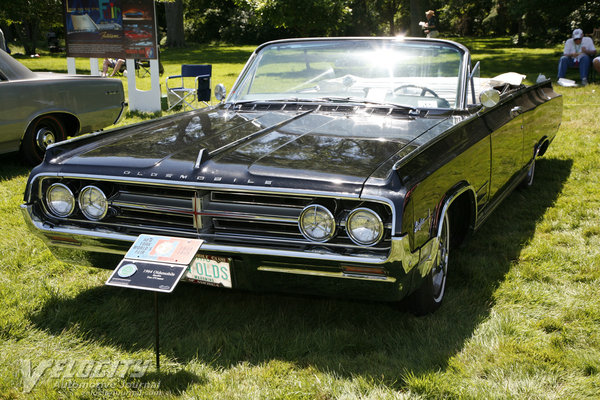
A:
[[48, 106, 449, 191]]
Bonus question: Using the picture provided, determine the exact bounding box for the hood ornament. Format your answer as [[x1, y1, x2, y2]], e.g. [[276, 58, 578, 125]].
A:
[[194, 148, 208, 169]]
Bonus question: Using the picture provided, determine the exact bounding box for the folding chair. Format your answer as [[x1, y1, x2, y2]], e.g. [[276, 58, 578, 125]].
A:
[[136, 58, 164, 78], [136, 60, 151, 77], [166, 64, 212, 111]]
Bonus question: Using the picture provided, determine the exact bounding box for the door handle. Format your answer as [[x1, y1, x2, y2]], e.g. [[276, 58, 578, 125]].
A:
[[510, 106, 523, 118]]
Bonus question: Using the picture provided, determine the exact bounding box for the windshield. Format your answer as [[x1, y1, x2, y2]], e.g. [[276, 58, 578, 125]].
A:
[[229, 39, 466, 109]]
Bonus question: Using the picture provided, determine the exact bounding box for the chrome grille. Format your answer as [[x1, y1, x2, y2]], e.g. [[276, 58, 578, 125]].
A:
[[109, 187, 197, 237], [39, 179, 392, 255]]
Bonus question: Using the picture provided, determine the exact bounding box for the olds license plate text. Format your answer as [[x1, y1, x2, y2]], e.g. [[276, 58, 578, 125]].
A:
[[186, 255, 232, 288]]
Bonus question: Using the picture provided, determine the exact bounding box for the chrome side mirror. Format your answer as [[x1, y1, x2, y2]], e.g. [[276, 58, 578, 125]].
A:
[[479, 88, 500, 108], [215, 83, 227, 102]]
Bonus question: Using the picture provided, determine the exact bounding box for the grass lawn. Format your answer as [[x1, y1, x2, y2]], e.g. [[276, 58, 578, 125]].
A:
[[1, 38, 599, 399]]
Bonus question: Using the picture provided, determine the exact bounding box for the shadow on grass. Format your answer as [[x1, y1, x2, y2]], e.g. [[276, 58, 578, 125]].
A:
[[0, 152, 31, 179], [29, 158, 571, 389], [129, 370, 206, 396]]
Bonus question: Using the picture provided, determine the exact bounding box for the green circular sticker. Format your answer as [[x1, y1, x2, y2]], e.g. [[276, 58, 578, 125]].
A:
[[117, 263, 138, 278]]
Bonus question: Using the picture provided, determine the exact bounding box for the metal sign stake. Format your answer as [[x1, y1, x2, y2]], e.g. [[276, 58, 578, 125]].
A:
[[154, 292, 160, 372], [105, 235, 205, 374]]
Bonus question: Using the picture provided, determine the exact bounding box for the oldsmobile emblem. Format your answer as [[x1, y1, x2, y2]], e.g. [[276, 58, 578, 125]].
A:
[[117, 263, 138, 278], [414, 209, 431, 233]]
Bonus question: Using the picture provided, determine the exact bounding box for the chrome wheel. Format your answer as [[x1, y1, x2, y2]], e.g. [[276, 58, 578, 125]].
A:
[[21, 115, 66, 165], [36, 127, 56, 150]]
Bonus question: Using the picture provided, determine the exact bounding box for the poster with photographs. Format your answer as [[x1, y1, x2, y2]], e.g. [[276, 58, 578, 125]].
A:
[[64, 0, 158, 60]]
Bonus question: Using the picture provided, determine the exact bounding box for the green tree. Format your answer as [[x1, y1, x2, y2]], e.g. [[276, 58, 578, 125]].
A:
[[344, 0, 382, 36], [0, 0, 62, 55], [376, 0, 403, 35], [163, 0, 186, 47], [256, 0, 352, 37]]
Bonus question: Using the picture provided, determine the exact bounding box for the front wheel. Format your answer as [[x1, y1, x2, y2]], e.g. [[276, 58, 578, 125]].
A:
[[21, 115, 66, 165], [407, 212, 450, 315]]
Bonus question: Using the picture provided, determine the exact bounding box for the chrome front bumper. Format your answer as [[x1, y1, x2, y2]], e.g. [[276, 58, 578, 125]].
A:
[[21, 203, 437, 284]]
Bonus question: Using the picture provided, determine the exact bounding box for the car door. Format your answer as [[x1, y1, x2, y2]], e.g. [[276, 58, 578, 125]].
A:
[[483, 94, 526, 201]]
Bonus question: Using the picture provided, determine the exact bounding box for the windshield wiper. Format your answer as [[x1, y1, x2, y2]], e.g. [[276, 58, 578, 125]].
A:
[[231, 96, 422, 115], [319, 96, 419, 112], [231, 97, 321, 106]]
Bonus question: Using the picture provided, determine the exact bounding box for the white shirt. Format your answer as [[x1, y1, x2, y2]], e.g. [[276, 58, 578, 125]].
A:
[[563, 37, 595, 61]]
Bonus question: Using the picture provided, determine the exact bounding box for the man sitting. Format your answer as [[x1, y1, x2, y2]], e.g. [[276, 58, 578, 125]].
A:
[[557, 29, 596, 86], [102, 58, 125, 77]]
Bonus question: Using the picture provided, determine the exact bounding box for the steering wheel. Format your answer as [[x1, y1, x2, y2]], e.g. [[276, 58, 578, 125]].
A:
[[392, 84, 440, 98]]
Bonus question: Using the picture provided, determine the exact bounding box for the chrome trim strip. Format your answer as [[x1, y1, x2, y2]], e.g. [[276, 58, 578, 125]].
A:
[[211, 214, 298, 223], [210, 192, 308, 207], [113, 199, 300, 224], [30, 172, 363, 201], [111, 201, 192, 214], [22, 204, 410, 265], [438, 184, 478, 237], [257, 266, 397, 283]]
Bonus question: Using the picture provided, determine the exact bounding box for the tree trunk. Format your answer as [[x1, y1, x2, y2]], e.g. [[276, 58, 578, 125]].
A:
[[165, 0, 185, 48], [409, 0, 423, 36], [16, 22, 38, 55]]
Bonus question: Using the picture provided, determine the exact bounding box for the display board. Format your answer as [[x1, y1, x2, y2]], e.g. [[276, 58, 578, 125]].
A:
[[64, 0, 158, 60]]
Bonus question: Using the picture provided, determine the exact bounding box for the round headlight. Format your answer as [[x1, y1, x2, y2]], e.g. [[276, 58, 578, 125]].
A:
[[46, 183, 75, 217], [298, 204, 336, 242], [78, 185, 108, 220], [346, 208, 384, 246]]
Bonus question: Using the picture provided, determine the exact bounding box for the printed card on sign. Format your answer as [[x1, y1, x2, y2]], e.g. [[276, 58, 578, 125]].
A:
[[106, 235, 205, 292], [125, 234, 204, 265]]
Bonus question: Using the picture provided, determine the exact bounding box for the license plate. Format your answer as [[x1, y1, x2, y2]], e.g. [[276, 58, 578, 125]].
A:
[[185, 255, 232, 288]]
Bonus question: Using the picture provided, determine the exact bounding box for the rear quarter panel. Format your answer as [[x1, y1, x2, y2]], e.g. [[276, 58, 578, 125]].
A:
[[523, 84, 563, 157], [0, 76, 123, 153]]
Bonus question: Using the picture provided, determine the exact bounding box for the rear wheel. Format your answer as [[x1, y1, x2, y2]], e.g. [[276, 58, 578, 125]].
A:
[[408, 212, 450, 315], [21, 115, 66, 165]]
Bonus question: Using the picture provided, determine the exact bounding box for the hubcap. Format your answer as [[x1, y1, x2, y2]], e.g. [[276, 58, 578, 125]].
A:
[[36, 128, 56, 150]]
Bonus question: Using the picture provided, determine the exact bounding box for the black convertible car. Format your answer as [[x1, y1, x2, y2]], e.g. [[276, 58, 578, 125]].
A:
[[22, 38, 562, 314]]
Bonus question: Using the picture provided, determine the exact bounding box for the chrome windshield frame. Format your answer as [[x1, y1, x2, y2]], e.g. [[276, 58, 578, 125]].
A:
[[226, 37, 470, 110]]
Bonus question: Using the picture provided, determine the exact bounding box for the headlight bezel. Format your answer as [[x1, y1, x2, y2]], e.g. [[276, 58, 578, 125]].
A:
[[78, 185, 108, 221], [45, 183, 76, 218], [345, 207, 384, 246], [298, 203, 337, 243]]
